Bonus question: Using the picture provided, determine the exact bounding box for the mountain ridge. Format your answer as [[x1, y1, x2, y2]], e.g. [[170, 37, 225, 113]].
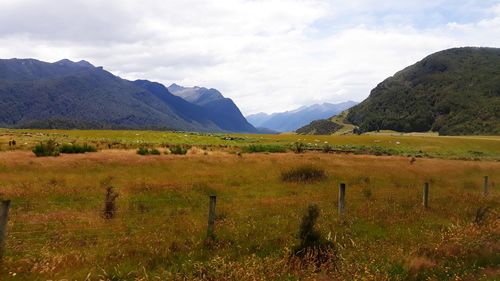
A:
[[0, 58, 257, 133]]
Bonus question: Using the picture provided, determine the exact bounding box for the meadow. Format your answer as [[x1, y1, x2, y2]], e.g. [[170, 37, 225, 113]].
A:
[[1, 128, 500, 160], [0, 129, 498, 280]]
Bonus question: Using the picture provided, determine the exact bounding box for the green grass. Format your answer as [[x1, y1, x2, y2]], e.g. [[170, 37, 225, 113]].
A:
[[1, 128, 499, 160], [242, 144, 287, 153]]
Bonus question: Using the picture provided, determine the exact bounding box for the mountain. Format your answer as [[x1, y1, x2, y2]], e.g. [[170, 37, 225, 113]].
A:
[[0, 58, 257, 133], [168, 84, 257, 133], [246, 101, 357, 132], [346, 47, 500, 135]]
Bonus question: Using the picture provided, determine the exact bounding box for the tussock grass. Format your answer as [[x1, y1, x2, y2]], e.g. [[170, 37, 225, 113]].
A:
[[281, 165, 327, 183]]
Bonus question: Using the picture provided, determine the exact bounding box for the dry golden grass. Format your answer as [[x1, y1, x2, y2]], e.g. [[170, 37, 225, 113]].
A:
[[0, 149, 498, 280]]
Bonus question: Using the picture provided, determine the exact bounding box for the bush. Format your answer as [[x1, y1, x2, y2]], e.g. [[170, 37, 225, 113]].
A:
[[137, 147, 161, 155], [170, 144, 190, 155], [32, 140, 60, 157], [290, 142, 306, 153], [281, 165, 326, 183], [137, 147, 149, 155], [59, 143, 97, 154], [242, 144, 287, 153]]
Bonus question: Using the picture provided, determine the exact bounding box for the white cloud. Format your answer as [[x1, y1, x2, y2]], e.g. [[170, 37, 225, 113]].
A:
[[0, 0, 499, 114]]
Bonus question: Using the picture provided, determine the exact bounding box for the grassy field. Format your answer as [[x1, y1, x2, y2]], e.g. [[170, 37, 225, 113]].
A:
[[0, 129, 499, 280], [1, 128, 500, 160]]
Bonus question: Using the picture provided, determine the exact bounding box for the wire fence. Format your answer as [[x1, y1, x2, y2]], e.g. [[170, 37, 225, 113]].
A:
[[0, 176, 497, 259]]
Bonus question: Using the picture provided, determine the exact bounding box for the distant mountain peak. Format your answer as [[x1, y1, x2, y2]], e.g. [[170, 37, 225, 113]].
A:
[[54, 59, 94, 68], [76, 60, 94, 67], [246, 101, 358, 132], [168, 83, 185, 93], [167, 84, 224, 105]]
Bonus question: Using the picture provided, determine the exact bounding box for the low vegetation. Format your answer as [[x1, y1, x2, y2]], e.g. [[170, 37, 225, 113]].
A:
[[32, 140, 60, 157], [281, 165, 327, 183], [32, 140, 98, 156], [290, 142, 306, 153], [58, 143, 97, 154], [290, 204, 336, 270], [137, 147, 161, 155], [169, 144, 190, 155], [242, 144, 287, 153], [1, 128, 499, 160], [102, 177, 118, 219]]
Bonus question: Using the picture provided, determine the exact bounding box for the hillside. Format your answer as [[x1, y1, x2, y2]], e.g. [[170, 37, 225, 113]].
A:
[[346, 47, 500, 135], [295, 110, 356, 135], [0, 59, 257, 133], [246, 101, 357, 132]]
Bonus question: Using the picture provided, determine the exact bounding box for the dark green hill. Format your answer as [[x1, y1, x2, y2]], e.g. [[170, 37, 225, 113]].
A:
[[295, 110, 355, 135], [346, 47, 500, 135], [295, 119, 343, 135]]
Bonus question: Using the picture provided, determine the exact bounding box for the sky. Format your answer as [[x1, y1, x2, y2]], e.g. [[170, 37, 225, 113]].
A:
[[0, 0, 499, 115]]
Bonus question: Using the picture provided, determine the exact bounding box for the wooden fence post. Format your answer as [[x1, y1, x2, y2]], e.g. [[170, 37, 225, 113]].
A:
[[207, 195, 216, 239], [422, 183, 429, 208], [483, 176, 489, 197], [0, 200, 11, 260], [338, 183, 346, 219]]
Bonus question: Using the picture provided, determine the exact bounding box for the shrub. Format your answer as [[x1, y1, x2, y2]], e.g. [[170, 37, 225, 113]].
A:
[[291, 204, 336, 268], [170, 144, 190, 155], [290, 142, 306, 153], [281, 165, 326, 183], [137, 147, 149, 155], [102, 178, 118, 219], [59, 143, 97, 154], [362, 187, 373, 199], [474, 206, 491, 225], [242, 144, 287, 153], [32, 140, 60, 157], [322, 144, 333, 153], [137, 147, 161, 155]]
